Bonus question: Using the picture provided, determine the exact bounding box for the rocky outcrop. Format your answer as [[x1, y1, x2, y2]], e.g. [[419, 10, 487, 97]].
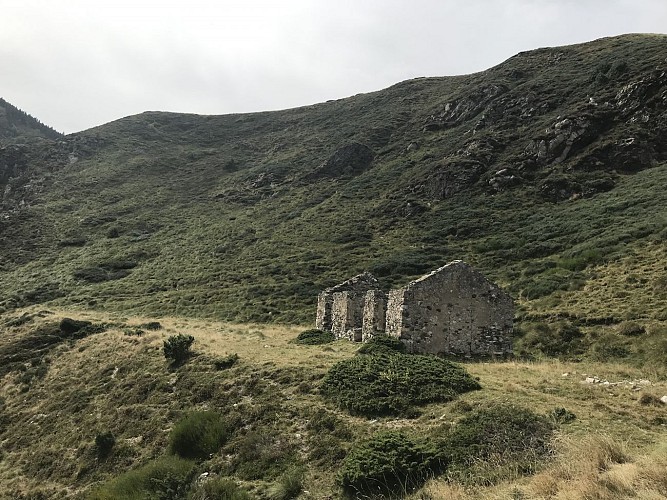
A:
[[423, 84, 509, 131], [307, 143, 374, 179], [411, 161, 484, 200]]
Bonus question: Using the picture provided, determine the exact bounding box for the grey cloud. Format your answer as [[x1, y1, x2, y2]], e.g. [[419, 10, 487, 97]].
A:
[[2, 0, 666, 133]]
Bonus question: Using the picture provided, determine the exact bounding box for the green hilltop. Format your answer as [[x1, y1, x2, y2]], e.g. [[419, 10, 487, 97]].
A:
[[1, 33, 666, 330]]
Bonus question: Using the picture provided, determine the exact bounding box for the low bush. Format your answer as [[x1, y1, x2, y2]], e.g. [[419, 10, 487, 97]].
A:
[[90, 455, 196, 500], [590, 333, 631, 361], [213, 353, 239, 370], [638, 393, 664, 406], [188, 478, 254, 500], [549, 407, 576, 423], [226, 430, 298, 480], [95, 431, 115, 459], [59, 318, 92, 334], [293, 328, 335, 345], [617, 321, 645, 337], [169, 411, 229, 460], [339, 430, 445, 498], [321, 353, 480, 417], [514, 322, 585, 359], [356, 335, 406, 356], [269, 467, 305, 500], [140, 321, 163, 330], [59, 318, 106, 338], [163, 334, 195, 364], [442, 405, 553, 468]]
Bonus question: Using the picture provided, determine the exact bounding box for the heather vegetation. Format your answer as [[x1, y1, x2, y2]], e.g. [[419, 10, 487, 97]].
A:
[[321, 353, 480, 416], [0, 311, 665, 499], [0, 34, 667, 499]]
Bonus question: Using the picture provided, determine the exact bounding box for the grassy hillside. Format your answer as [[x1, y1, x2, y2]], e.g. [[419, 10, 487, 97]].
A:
[[1, 34, 666, 332], [1, 32, 667, 500], [0, 98, 62, 144], [0, 308, 665, 499]]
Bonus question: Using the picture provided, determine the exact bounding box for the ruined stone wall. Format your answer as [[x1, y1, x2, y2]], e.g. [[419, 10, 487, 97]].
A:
[[315, 291, 334, 331], [362, 290, 387, 341], [318, 272, 381, 340], [385, 289, 405, 339], [331, 291, 364, 341], [317, 263, 512, 356], [386, 261, 513, 357]]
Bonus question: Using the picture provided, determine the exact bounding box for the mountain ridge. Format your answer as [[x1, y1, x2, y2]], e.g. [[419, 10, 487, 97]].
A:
[[0, 33, 666, 328]]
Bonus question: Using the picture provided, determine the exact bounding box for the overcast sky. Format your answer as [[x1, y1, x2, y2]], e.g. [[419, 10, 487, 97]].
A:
[[2, 0, 666, 134]]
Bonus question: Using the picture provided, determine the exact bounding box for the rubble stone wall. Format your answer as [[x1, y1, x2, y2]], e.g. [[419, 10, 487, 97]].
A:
[[315, 291, 334, 331], [317, 262, 513, 356], [331, 291, 364, 341], [385, 261, 513, 357], [362, 290, 387, 341]]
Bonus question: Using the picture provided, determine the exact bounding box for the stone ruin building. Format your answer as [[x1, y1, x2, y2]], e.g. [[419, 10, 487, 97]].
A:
[[315, 260, 513, 357]]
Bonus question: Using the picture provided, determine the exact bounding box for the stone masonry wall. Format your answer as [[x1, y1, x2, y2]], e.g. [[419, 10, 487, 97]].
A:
[[331, 291, 364, 341], [362, 290, 387, 341], [315, 291, 334, 331], [384, 289, 405, 340], [317, 263, 513, 356], [316, 272, 381, 341], [385, 261, 513, 357]]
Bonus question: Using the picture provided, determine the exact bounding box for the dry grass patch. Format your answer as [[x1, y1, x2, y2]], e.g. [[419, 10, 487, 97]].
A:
[[418, 436, 667, 500]]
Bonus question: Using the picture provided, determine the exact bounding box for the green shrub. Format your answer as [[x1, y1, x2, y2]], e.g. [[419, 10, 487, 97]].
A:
[[638, 393, 663, 406], [188, 478, 254, 500], [549, 407, 576, 423], [293, 328, 335, 345], [59, 317, 92, 334], [558, 249, 604, 271], [140, 321, 163, 330], [213, 353, 239, 370], [514, 322, 585, 359], [163, 334, 195, 364], [338, 430, 445, 498], [306, 408, 352, 439], [95, 431, 115, 458], [90, 455, 196, 500], [269, 467, 305, 500], [321, 353, 480, 417], [442, 405, 553, 466], [356, 335, 406, 356], [169, 411, 229, 460], [226, 430, 298, 480], [617, 321, 645, 337], [590, 333, 631, 361], [59, 318, 106, 338]]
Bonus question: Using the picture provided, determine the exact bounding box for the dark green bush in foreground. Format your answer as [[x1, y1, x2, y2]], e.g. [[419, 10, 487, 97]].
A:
[[169, 411, 229, 460], [163, 334, 195, 364], [90, 455, 196, 500], [293, 328, 335, 345], [339, 430, 445, 498], [339, 405, 553, 496], [321, 353, 480, 417], [356, 335, 406, 356], [442, 404, 553, 476]]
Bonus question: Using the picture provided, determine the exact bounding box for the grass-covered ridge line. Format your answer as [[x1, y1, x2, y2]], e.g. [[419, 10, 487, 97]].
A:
[[0, 34, 665, 337]]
